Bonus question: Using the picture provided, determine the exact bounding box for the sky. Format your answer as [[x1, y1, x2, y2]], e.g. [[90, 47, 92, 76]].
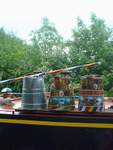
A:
[[0, 0, 113, 42]]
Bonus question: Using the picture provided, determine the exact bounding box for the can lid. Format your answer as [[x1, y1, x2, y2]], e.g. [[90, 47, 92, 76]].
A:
[[1, 88, 12, 93]]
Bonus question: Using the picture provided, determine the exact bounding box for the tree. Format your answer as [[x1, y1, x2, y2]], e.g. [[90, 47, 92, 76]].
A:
[[0, 28, 37, 91], [68, 14, 113, 95], [31, 17, 68, 71]]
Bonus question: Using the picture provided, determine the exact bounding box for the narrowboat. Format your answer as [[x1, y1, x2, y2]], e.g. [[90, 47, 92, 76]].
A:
[[0, 62, 113, 150]]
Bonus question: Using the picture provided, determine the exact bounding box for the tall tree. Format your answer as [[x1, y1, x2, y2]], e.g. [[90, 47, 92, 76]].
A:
[[0, 28, 37, 91], [31, 17, 68, 71], [68, 14, 113, 95], [69, 14, 112, 65]]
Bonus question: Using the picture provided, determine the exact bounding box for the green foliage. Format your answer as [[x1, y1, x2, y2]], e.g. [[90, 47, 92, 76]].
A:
[[0, 28, 42, 91], [31, 17, 69, 71], [69, 14, 112, 64], [68, 14, 113, 95], [1, 14, 113, 96]]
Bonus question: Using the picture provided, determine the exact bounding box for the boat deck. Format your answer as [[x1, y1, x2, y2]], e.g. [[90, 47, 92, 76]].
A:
[[0, 96, 113, 115]]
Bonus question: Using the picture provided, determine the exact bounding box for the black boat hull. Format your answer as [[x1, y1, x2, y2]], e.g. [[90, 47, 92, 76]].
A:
[[0, 111, 113, 150]]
